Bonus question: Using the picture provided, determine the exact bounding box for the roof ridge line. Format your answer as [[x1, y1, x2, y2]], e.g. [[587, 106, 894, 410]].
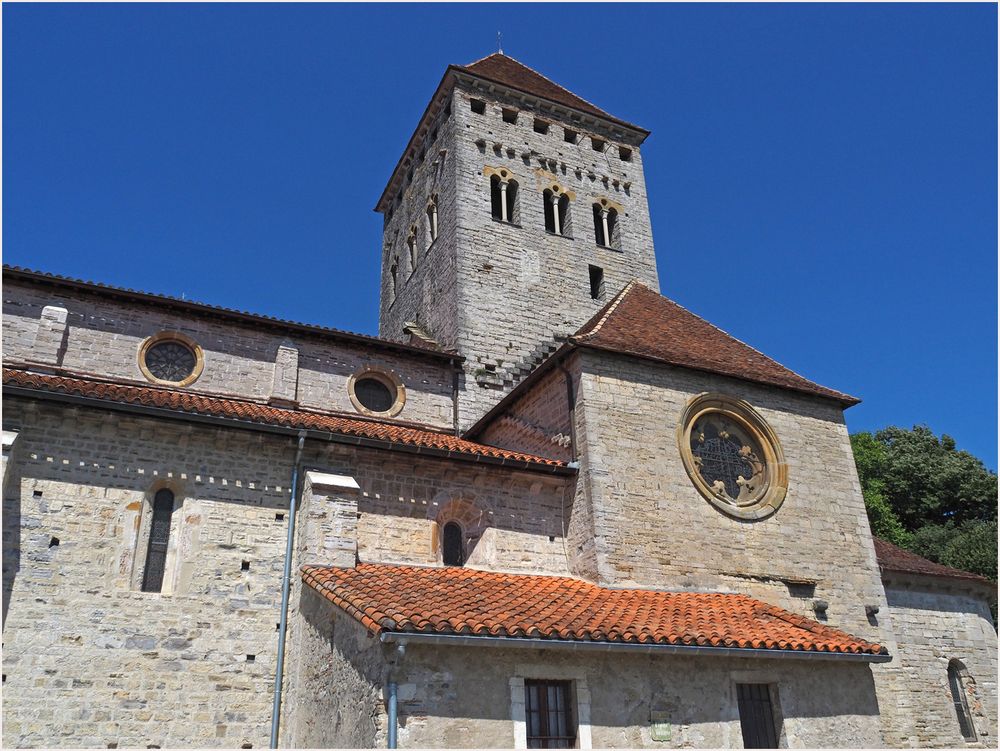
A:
[[575, 279, 640, 340], [663, 293, 853, 401]]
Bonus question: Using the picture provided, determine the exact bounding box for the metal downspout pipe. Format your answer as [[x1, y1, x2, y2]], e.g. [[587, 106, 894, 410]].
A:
[[269, 431, 307, 748], [387, 682, 398, 749]]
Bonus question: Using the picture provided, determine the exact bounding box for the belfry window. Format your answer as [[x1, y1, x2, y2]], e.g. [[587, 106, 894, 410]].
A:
[[490, 173, 518, 223], [593, 202, 619, 249], [948, 661, 977, 741], [442, 521, 465, 567], [141, 489, 175, 593], [407, 230, 418, 272], [543, 189, 571, 237], [426, 200, 438, 244]]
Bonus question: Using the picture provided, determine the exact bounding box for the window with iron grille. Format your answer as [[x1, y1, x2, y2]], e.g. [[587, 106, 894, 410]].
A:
[[948, 661, 977, 740], [736, 683, 780, 749], [141, 489, 175, 593], [525, 680, 576, 749]]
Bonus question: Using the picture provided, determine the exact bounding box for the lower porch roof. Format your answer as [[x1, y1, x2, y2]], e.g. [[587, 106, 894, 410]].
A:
[[301, 562, 888, 661]]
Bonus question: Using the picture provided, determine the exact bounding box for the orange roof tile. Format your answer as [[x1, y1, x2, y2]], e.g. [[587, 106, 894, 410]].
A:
[[572, 281, 859, 405], [2, 368, 567, 470], [874, 538, 994, 585], [302, 563, 886, 656]]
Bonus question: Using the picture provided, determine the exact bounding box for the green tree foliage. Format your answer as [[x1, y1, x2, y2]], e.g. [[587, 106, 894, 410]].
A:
[[850, 425, 997, 583]]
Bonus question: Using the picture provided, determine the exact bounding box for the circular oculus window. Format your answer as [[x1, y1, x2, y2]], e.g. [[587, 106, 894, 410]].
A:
[[349, 370, 405, 417], [677, 394, 787, 520], [138, 332, 204, 386]]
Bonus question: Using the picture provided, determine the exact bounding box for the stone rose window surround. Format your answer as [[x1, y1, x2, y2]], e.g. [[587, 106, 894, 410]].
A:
[[348, 368, 406, 418], [677, 393, 788, 520], [137, 331, 204, 387]]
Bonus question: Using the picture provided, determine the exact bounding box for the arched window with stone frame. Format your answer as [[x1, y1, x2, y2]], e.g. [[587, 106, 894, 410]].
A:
[[125, 483, 185, 594], [543, 187, 572, 237], [426, 197, 439, 245], [407, 227, 419, 274], [490, 172, 519, 224], [430, 494, 492, 567], [948, 659, 978, 742], [593, 199, 620, 249]]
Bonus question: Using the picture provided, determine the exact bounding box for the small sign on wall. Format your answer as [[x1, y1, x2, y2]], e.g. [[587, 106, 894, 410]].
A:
[[650, 711, 672, 742]]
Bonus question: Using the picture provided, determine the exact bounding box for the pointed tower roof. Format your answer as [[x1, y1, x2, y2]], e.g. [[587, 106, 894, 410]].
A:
[[457, 53, 629, 127], [376, 53, 648, 211], [570, 282, 859, 405]]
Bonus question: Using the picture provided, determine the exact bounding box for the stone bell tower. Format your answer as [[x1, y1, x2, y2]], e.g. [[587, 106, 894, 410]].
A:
[[376, 53, 660, 427]]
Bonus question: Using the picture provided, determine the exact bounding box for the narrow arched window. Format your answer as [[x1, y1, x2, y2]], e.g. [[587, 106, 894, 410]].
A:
[[593, 202, 619, 248], [426, 201, 438, 243], [141, 489, 175, 593], [490, 174, 517, 223], [544, 189, 571, 236], [442, 521, 465, 567], [407, 229, 418, 272], [948, 661, 977, 740], [389, 259, 398, 301]]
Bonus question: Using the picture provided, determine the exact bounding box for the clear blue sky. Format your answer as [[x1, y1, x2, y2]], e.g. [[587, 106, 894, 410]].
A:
[[4, 3, 997, 467]]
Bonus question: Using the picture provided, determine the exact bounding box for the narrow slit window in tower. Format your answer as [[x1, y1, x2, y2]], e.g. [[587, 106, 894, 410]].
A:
[[948, 661, 977, 740], [589, 265, 605, 300]]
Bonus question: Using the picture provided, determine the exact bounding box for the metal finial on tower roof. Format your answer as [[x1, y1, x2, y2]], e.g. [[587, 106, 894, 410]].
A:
[[497, 31, 503, 55]]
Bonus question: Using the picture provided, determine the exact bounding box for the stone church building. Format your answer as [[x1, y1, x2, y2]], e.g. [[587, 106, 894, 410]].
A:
[[2, 53, 996, 749]]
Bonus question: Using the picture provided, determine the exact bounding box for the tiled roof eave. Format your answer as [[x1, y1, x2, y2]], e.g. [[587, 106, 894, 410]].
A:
[[570, 339, 861, 407], [2, 368, 573, 474], [375, 630, 892, 663]]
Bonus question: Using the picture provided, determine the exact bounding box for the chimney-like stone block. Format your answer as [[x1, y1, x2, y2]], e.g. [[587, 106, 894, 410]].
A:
[[32, 305, 69, 367], [269, 340, 299, 406], [299, 471, 360, 568], [2, 430, 19, 493]]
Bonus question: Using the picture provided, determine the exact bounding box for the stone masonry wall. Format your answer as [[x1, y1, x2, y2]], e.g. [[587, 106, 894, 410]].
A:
[[447, 83, 659, 427], [3, 279, 456, 429], [572, 350, 891, 646], [385, 643, 883, 748], [878, 581, 998, 747], [285, 587, 386, 748], [1, 398, 296, 749], [478, 363, 574, 464], [2, 394, 578, 747]]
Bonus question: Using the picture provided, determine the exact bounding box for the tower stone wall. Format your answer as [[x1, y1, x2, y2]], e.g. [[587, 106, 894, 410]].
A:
[[378, 69, 659, 427]]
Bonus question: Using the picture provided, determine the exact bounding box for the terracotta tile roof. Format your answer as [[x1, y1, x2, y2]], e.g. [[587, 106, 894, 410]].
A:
[[301, 562, 886, 656], [457, 54, 646, 134], [3, 266, 456, 360], [571, 281, 859, 406], [873, 538, 994, 585], [2, 368, 567, 470]]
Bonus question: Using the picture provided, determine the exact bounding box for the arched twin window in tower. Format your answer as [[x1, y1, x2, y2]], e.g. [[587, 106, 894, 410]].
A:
[[593, 199, 620, 249], [406, 228, 418, 274], [490, 171, 519, 224], [543, 187, 572, 237]]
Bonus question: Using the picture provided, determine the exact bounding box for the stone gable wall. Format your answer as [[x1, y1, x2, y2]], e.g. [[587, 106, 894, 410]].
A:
[[877, 582, 998, 747], [478, 362, 575, 463], [3, 280, 456, 428], [572, 350, 889, 644]]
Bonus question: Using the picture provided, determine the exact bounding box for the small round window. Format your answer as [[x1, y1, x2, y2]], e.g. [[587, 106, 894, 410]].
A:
[[138, 333, 203, 387], [677, 394, 787, 520], [355, 378, 394, 413], [349, 370, 405, 417]]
